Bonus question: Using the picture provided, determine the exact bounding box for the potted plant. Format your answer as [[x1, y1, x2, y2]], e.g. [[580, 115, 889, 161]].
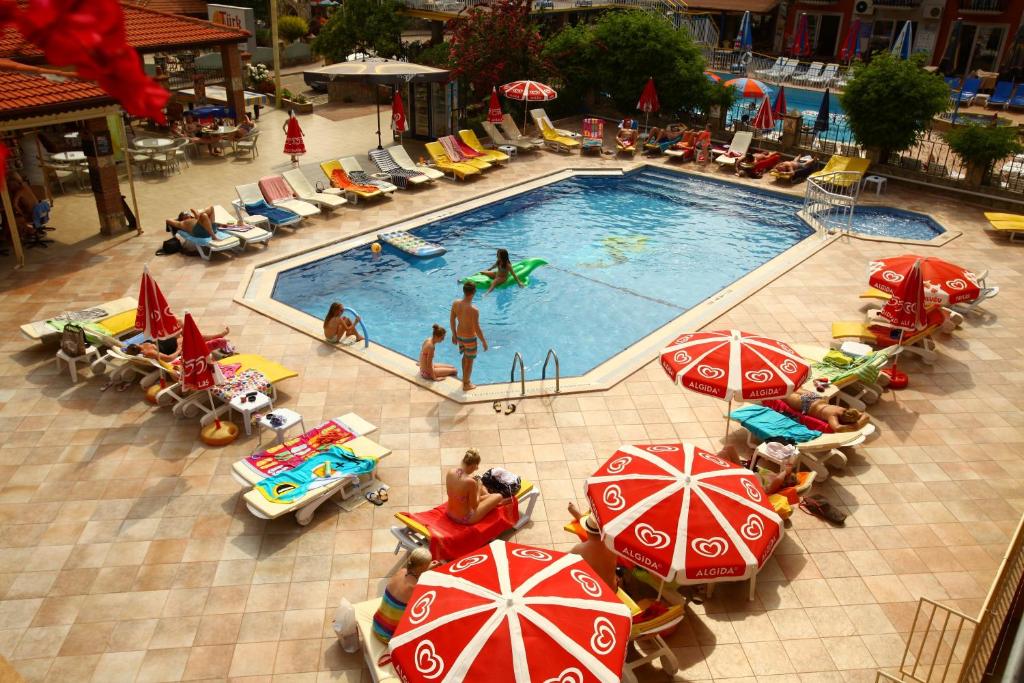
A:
[[246, 63, 274, 94], [944, 124, 1024, 186], [280, 88, 314, 114]]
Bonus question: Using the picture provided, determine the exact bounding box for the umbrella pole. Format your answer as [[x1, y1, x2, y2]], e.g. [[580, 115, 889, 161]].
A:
[[657, 578, 664, 601], [523, 101, 529, 135], [208, 390, 222, 428], [375, 87, 383, 150], [725, 396, 732, 443]]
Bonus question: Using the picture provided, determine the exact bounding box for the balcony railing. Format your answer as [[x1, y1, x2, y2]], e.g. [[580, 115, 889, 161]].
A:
[[959, 0, 1006, 12], [871, 0, 921, 8]]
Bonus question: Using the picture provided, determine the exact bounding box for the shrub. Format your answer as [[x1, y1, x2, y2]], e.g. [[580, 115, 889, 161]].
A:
[[944, 124, 1023, 168], [255, 27, 272, 48], [839, 53, 950, 158], [312, 0, 406, 62], [278, 15, 309, 43]]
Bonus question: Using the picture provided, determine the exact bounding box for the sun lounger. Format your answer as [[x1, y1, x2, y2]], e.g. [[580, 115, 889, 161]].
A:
[[715, 130, 753, 167], [423, 141, 481, 180], [481, 120, 538, 152], [367, 148, 432, 188], [319, 160, 386, 202], [957, 77, 981, 105], [831, 308, 946, 365], [231, 413, 390, 526], [1008, 90, 1024, 110], [457, 129, 510, 163], [756, 56, 785, 80], [807, 63, 838, 87], [499, 114, 543, 147], [730, 404, 876, 479], [984, 212, 1024, 242], [353, 599, 401, 683], [808, 154, 869, 187], [175, 228, 241, 260], [644, 130, 683, 155], [253, 177, 321, 218], [580, 118, 605, 155], [664, 130, 696, 160], [390, 481, 540, 560], [792, 61, 823, 85], [339, 157, 399, 193], [210, 205, 273, 249], [536, 118, 581, 153], [987, 81, 1015, 109], [770, 155, 818, 182], [791, 343, 898, 410], [281, 169, 349, 209], [233, 188, 303, 230], [385, 145, 446, 180], [737, 151, 781, 178], [21, 297, 136, 343], [776, 58, 798, 82], [437, 136, 492, 170], [530, 108, 580, 139]]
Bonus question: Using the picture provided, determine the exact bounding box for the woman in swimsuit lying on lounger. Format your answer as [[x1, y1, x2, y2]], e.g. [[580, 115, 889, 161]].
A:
[[445, 449, 510, 525], [323, 302, 363, 343], [166, 207, 218, 239], [782, 392, 870, 432], [419, 324, 457, 381], [125, 325, 232, 363]]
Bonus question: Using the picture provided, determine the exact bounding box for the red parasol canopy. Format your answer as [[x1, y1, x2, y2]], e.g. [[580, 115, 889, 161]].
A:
[[135, 265, 180, 341], [499, 80, 558, 102], [391, 90, 407, 134], [636, 77, 660, 114], [872, 260, 929, 331], [751, 96, 776, 130], [179, 312, 223, 392], [772, 85, 788, 116], [868, 255, 982, 308], [660, 330, 810, 403], [487, 87, 503, 123], [585, 443, 783, 584], [389, 540, 631, 682]]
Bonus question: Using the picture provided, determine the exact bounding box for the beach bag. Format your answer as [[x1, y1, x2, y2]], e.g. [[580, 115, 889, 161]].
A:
[[156, 237, 181, 256], [481, 467, 521, 498], [60, 323, 87, 357], [332, 598, 359, 653]]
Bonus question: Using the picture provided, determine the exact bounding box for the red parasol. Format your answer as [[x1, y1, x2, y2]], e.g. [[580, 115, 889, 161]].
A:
[[487, 87, 503, 123], [772, 85, 788, 117], [391, 90, 407, 134], [868, 255, 982, 308], [180, 312, 226, 430], [389, 540, 630, 682], [791, 13, 811, 57], [751, 96, 776, 131], [499, 80, 558, 102], [135, 265, 180, 341], [585, 443, 783, 585], [636, 77, 660, 114]]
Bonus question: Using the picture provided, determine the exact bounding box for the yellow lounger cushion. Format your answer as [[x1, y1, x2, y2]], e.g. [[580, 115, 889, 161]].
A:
[[222, 353, 298, 384], [96, 310, 139, 337], [987, 220, 1024, 232], [394, 479, 535, 539], [984, 212, 1024, 222]]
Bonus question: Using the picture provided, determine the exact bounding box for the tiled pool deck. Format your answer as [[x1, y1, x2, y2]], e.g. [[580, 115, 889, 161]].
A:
[[0, 108, 1021, 682]]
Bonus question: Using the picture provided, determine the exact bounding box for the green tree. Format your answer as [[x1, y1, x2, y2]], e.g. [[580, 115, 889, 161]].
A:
[[278, 15, 310, 43], [311, 0, 406, 63], [840, 53, 950, 159], [447, 0, 549, 100], [944, 124, 1023, 184], [542, 11, 723, 117]]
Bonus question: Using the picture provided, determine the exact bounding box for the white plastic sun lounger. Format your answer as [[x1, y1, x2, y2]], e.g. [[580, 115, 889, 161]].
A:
[[21, 297, 137, 343], [715, 130, 753, 167], [353, 599, 401, 683], [255, 176, 322, 217], [282, 169, 349, 209], [175, 229, 241, 260], [792, 61, 823, 85], [481, 120, 538, 152], [756, 56, 785, 79], [530, 108, 580, 139], [339, 157, 398, 193], [807, 63, 838, 86], [230, 413, 390, 526], [386, 145, 445, 180], [211, 205, 273, 249]]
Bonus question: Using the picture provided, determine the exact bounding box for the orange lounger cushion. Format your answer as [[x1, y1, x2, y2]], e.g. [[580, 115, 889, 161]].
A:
[[330, 169, 379, 195]]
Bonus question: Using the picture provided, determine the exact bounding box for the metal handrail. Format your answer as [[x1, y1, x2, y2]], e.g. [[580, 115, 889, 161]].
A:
[[342, 308, 369, 348], [541, 349, 560, 394], [510, 352, 525, 396]]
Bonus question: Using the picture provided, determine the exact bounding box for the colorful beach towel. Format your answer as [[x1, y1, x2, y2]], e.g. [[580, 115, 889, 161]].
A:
[[254, 446, 373, 503], [730, 405, 823, 444], [399, 499, 520, 562], [245, 418, 357, 478], [212, 369, 269, 404], [811, 351, 882, 387]]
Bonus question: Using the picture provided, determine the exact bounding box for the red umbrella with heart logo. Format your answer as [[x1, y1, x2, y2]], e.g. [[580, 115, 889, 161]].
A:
[[135, 265, 180, 341], [487, 87, 503, 124], [660, 330, 810, 438], [388, 540, 631, 682], [867, 255, 982, 308], [585, 443, 783, 588], [180, 312, 229, 436]]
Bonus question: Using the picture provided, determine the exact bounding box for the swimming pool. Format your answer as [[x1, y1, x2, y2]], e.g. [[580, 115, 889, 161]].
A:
[[268, 168, 945, 388], [716, 75, 848, 138]]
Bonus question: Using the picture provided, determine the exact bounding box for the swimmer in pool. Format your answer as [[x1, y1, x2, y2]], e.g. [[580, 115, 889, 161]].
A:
[[419, 324, 458, 381], [477, 248, 523, 293]]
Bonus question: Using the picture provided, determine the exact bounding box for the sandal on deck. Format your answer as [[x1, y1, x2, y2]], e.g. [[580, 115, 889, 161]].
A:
[[376, 487, 389, 503], [799, 494, 847, 526], [365, 491, 384, 506]]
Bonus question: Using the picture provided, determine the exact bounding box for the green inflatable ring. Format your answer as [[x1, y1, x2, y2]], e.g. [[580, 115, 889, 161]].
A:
[[461, 258, 548, 289]]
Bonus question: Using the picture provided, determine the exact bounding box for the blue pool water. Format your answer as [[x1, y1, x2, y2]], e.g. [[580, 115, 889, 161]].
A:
[[850, 207, 945, 241], [272, 169, 942, 385], [716, 75, 847, 138]]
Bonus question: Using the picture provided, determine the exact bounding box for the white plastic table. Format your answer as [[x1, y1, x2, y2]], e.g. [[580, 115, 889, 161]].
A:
[[257, 408, 306, 447], [499, 144, 517, 159], [50, 151, 86, 163], [229, 391, 272, 436], [134, 137, 175, 150], [862, 175, 887, 195]]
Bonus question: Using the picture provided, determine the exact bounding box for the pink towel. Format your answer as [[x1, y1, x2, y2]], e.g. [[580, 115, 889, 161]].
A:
[[258, 176, 293, 203], [438, 136, 467, 162]]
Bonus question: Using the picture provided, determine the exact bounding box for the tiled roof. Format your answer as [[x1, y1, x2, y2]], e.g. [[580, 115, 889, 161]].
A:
[[0, 60, 115, 121], [0, 2, 249, 62], [131, 0, 211, 15]]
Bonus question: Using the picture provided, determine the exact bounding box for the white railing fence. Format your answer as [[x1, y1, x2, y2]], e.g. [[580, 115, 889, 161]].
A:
[[801, 170, 860, 236]]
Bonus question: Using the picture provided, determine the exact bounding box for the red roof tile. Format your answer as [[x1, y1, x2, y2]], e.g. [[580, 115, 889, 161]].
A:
[[0, 60, 114, 120], [0, 2, 249, 62], [132, 0, 211, 16]]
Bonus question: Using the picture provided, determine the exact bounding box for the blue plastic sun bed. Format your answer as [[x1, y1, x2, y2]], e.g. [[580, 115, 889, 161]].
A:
[[987, 81, 1015, 109], [957, 77, 981, 105], [1008, 89, 1024, 110], [242, 199, 302, 228]]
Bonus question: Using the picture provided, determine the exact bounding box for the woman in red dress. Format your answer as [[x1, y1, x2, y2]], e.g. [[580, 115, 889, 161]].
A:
[[282, 110, 305, 165]]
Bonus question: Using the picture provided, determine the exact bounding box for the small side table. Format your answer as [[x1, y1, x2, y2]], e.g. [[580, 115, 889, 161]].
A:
[[498, 144, 517, 160], [257, 408, 306, 447], [862, 175, 887, 195], [230, 391, 272, 436]]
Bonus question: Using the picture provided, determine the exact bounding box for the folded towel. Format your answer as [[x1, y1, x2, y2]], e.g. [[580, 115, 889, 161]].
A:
[[730, 405, 822, 443]]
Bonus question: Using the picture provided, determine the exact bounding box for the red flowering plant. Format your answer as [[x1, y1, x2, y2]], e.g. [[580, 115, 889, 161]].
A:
[[0, 0, 170, 176], [446, 0, 550, 105]]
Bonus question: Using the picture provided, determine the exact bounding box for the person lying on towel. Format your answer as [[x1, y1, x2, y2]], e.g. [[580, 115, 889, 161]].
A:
[[445, 449, 512, 525], [781, 392, 870, 432]]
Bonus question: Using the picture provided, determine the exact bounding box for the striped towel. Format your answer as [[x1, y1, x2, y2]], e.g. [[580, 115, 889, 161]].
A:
[[367, 149, 416, 189], [346, 169, 393, 191], [438, 135, 467, 162]]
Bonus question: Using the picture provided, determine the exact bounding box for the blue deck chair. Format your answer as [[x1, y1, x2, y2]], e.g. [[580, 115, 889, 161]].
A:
[[957, 77, 981, 105], [987, 81, 1014, 108], [944, 76, 961, 102], [1008, 88, 1024, 110], [242, 200, 302, 229]]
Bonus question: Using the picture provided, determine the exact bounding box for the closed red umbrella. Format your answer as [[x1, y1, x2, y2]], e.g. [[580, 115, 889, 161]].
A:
[[585, 443, 783, 586], [868, 255, 982, 308], [135, 265, 179, 341], [873, 259, 927, 373], [391, 90, 407, 135], [636, 76, 660, 131], [389, 540, 631, 682], [772, 85, 788, 117], [180, 312, 227, 434], [751, 96, 775, 131], [791, 13, 811, 57], [487, 87, 503, 124]]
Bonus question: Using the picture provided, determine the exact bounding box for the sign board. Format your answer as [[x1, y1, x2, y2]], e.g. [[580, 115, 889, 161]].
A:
[[208, 4, 256, 53]]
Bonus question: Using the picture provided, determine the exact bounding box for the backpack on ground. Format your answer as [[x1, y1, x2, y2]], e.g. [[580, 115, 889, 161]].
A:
[[156, 236, 181, 256], [60, 323, 87, 357]]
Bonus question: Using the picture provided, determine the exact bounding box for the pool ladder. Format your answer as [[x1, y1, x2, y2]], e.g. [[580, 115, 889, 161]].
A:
[[508, 349, 560, 396], [342, 308, 369, 348]]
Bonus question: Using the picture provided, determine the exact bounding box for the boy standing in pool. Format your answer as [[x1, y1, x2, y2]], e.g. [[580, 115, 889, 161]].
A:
[[450, 281, 488, 392]]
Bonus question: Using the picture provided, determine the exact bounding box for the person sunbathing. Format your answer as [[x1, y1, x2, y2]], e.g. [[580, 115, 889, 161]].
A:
[[166, 206, 218, 239], [616, 122, 638, 149], [125, 324, 231, 363], [782, 392, 870, 432], [645, 124, 685, 145], [773, 155, 813, 175], [323, 302, 363, 343], [568, 502, 619, 591], [372, 548, 440, 651], [445, 449, 509, 525], [419, 324, 457, 381]]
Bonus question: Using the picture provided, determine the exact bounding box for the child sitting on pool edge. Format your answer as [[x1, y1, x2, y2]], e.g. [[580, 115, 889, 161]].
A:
[[419, 324, 458, 381], [323, 302, 363, 343]]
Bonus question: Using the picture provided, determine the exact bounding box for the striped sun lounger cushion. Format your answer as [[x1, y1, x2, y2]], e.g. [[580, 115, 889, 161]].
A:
[[368, 149, 422, 189]]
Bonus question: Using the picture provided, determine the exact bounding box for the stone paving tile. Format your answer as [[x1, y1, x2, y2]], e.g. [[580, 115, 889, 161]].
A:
[[0, 106, 1022, 681]]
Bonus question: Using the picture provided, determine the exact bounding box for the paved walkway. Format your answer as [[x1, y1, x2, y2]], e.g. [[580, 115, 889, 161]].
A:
[[0, 108, 1021, 682]]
